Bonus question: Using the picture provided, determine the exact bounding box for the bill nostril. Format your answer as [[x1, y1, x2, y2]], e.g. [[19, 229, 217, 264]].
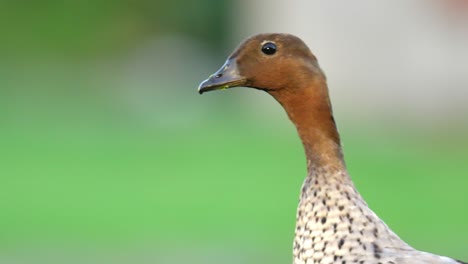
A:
[[215, 73, 223, 78]]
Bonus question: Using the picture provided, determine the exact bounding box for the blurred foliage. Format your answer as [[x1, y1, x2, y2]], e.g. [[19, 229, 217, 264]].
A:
[[0, 0, 227, 59]]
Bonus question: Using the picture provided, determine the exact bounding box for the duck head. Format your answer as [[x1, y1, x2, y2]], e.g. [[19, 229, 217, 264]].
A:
[[198, 33, 325, 96]]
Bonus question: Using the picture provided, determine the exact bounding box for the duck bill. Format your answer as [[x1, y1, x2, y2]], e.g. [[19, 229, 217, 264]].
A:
[[198, 58, 247, 94]]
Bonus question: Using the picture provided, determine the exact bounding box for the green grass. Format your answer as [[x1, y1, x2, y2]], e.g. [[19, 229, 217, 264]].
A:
[[0, 115, 467, 263]]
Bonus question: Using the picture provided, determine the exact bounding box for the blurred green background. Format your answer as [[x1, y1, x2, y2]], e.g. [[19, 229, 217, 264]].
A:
[[1, 1, 467, 263]]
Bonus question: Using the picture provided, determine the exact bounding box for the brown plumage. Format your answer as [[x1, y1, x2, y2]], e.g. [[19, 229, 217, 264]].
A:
[[198, 33, 466, 264]]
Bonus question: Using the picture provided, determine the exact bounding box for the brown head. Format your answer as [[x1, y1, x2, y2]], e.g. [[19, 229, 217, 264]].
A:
[[198, 33, 324, 95], [198, 33, 345, 171]]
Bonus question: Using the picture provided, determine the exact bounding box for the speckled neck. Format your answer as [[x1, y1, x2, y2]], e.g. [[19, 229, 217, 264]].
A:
[[292, 165, 415, 264]]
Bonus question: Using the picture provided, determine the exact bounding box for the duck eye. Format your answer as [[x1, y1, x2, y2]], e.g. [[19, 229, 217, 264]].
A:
[[261, 42, 277, 55]]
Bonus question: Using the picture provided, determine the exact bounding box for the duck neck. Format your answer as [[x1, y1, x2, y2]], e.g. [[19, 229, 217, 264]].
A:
[[269, 75, 411, 263], [269, 76, 346, 175]]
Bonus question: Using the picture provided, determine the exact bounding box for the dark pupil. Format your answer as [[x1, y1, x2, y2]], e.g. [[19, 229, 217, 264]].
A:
[[261, 42, 276, 55]]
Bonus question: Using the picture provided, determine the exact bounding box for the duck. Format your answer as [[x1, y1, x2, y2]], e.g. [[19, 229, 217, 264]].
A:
[[197, 33, 466, 264]]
